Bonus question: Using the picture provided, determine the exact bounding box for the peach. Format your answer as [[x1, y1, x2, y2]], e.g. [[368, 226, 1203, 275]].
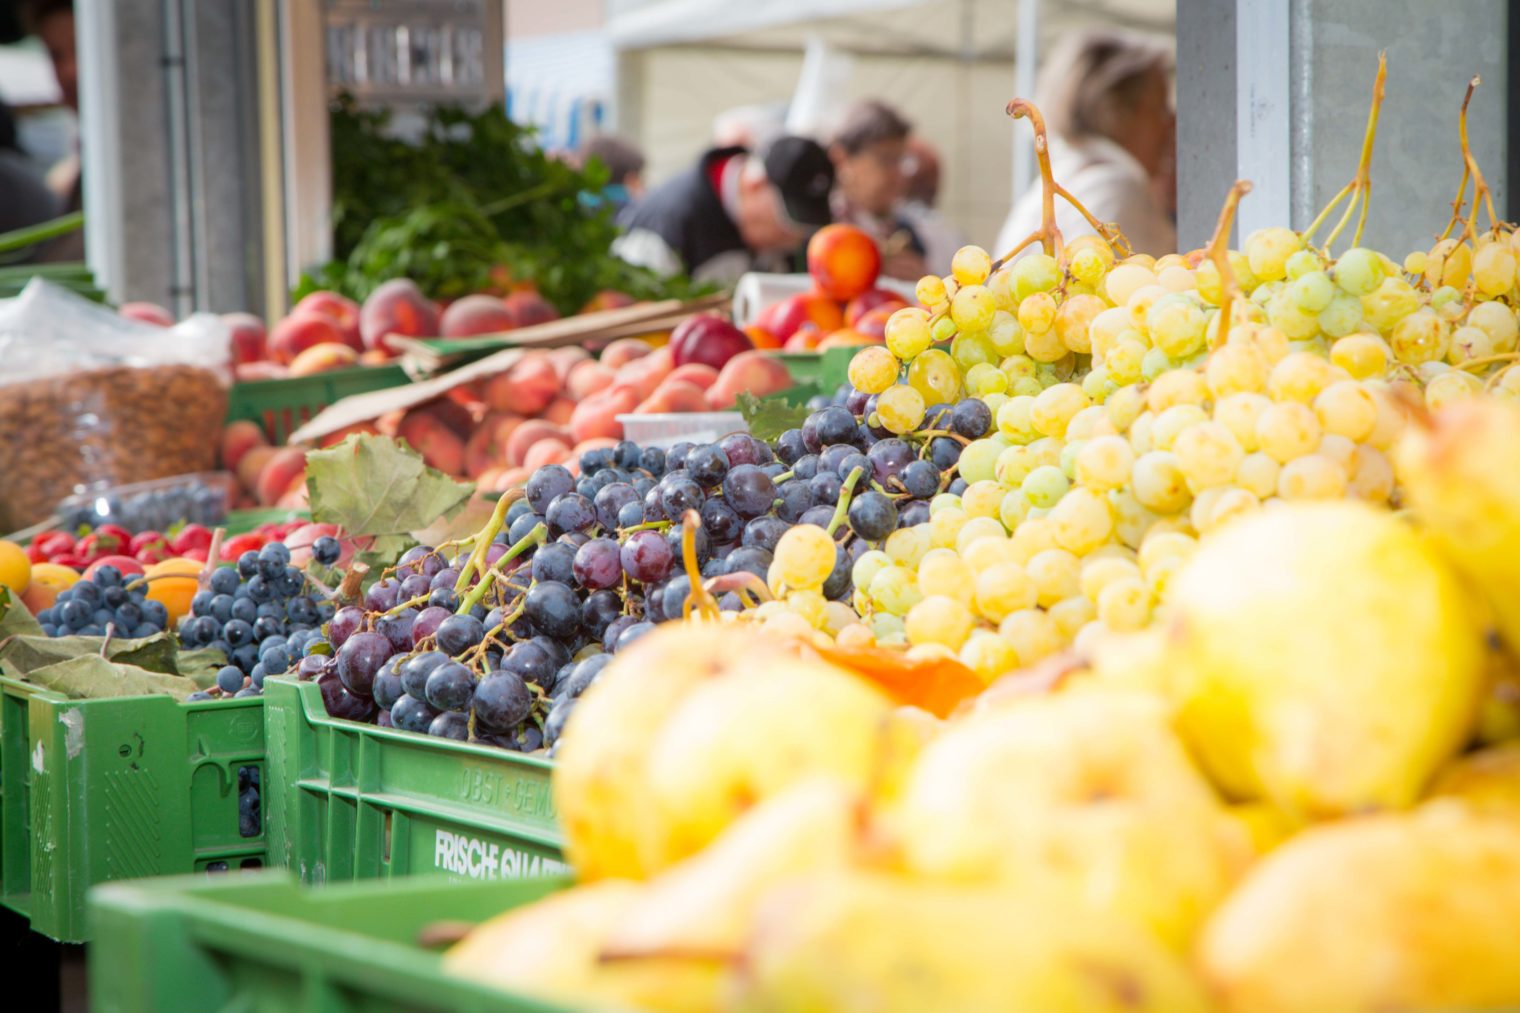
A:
[[396, 410, 466, 475], [571, 437, 621, 458], [223, 312, 268, 365], [294, 291, 363, 350], [220, 419, 269, 472], [288, 341, 360, 376], [665, 363, 720, 390], [581, 289, 637, 313], [845, 287, 906, 326], [440, 294, 516, 338], [522, 439, 572, 470], [636, 379, 709, 415], [612, 345, 674, 402], [546, 346, 592, 382], [255, 446, 309, 506], [359, 349, 393, 366], [359, 278, 441, 353], [570, 387, 639, 444], [21, 582, 60, 614], [502, 290, 559, 328], [807, 223, 881, 301], [414, 397, 476, 439], [761, 291, 845, 342], [853, 305, 898, 341], [144, 559, 203, 626], [482, 355, 560, 415], [707, 350, 794, 409], [237, 445, 279, 493], [464, 411, 524, 478], [284, 522, 356, 568], [120, 301, 175, 327], [495, 465, 534, 489], [566, 360, 615, 400], [269, 311, 348, 365], [318, 422, 380, 448], [505, 419, 573, 468], [783, 324, 827, 352], [277, 482, 311, 511], [542, 396, 577, 426], [599, 338, 654, 370], [234, 362, 287, 382]]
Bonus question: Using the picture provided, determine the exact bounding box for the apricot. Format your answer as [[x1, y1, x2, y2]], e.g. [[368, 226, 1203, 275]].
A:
[[144, 558, 203, 626], [220, 420, 270, 472], [440, 294, 516, 338], [612, 345, 674, 402], [807, 223, 881, 301], [293, 291, 363, 350], [745, 324, 783, 350], [818, 328, 876, 349], [359, 279, 440, 353], [599, 338, 654, 370], [636, 379, 709, 414], [318, 422, 380, 448], [707, 350, 794, 409], [546, 346, 592, 382], [570, 388, 639, 444], [396, 410, 466, 475], [482, 355, 560, 416], [783, 325, 827, 352], [237, 445, 279, 494]]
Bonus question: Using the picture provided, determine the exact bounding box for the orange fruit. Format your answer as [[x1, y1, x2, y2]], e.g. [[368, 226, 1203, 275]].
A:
[[144, 558, 203, 627], [0, 540, 30, 595]]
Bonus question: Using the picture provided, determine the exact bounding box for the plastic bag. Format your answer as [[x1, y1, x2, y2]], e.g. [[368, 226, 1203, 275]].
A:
[[0, 278, 232, 533]]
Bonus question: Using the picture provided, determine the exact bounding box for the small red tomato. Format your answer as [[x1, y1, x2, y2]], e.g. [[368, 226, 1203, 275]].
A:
[[181, 546, 209, 562], [35, 531, 74, 557], [27, 543, 49, 564], [52, 554, 87, 569], [219, 533, 264, 560], [172, 524, 213, 555]]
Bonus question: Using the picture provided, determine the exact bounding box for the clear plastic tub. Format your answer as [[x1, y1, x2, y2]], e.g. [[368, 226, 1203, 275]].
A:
[[53, 471, 237, 534], [616, 412, 748, 448]]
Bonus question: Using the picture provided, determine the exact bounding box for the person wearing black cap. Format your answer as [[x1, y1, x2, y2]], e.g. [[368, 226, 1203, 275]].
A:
[[612, 135, 834, 285]]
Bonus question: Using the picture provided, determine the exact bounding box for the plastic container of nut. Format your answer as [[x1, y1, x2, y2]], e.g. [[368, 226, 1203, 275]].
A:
[[52, 472, 238, 534]]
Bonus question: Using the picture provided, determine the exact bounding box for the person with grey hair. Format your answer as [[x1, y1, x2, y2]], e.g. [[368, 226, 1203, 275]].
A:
[[995, 29, 1176, 258]]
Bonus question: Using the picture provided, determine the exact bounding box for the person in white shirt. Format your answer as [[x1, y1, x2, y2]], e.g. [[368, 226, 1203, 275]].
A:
[[995, 30, 1176, 260]]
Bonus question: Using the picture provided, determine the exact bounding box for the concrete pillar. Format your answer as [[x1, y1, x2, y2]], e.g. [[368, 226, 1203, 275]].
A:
[[1178, 0, 1510, 255]]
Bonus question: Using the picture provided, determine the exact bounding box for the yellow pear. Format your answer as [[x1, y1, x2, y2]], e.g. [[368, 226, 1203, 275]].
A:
[[602, 777, 866, 960], [730, 871, 1212, 1012], [894, 692, 1249, 949], [1396, 398, 1520, 658], [1427, 742, 1520, 820], [637, 656, 895, 871], [443, 879, 723, 1012], [1166, 501, 1486, 818], [1199, 804, 1520, 1013], [553, 623, 791, 880]]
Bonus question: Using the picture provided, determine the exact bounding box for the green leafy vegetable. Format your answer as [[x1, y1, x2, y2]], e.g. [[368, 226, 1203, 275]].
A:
[[305, 434, 473, 541], [737, 392, 812, 443]]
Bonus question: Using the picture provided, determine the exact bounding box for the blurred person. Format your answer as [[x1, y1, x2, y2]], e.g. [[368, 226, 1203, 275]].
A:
[[898, 136, 967, 277], [0, 99, 62, 251], [578, 134, 646, 215], [827, 100, 927, 280], [28, 0, 83, 262], [711, 103, 787, 152], [995, 29, 1175, 259], [613, 135, 834, 285]]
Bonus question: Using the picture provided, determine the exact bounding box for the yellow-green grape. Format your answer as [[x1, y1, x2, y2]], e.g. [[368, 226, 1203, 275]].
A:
[[877, 384, 926, 434], [1105, 262, 1157, 306], [1266, 288, 1322, 340], [1212, 392, 1267, 452], [1009, 518, 1055, 566], [1023, 324, 1069, 364], [1128, 411, 1156, 455], [1468, 300, 1519, 352], [1108, 488, 1157, 549], [1055, 293, 1104, 354], [951, 245, 993, 286], [1030, 382, 1090, 437], [1149, 403, 1208, 452], [929, 492, 962, 515], [973, 562, 1037, 622], [1473, 243, 1518, 297], [1058, 439, 1086, 480], [954, 439, 1000, 485], [1333, 247, 1384, 296], [1079, 555, 1141, 602], [1277, 454, 1348, 500], [1316, 434, 1356, 469], [904, 595, 975, 649], [1132, 451, 1191, 513], [951, 330, 997, 371], [851, 549, 892, 593], [1068, 245, 1108, 286], [961, 479, 1006, 520], [1104, 336, 1146, 385], [1245, 324, 1291, 363], [847, 346, 901, 395], [1312, 380, 1378, 441], [869, 565, 922, 614], [1021, 464, 1069, 509], [1096, 577, 1151, 632], [1173, 421, 1245, 492], [1284, 249, 1323, 281], [931, 314, 959, 343], [929, 506, 968, 549], [785, 588, 829, 629], [1425, 369, 1485, 409], [1146, 293, 1208, 359], [917, 549, 975, 605], [1045, 596, 1094, 640], [1028, 437, 1064, 469], [868, 611, 907, 646], [1010, 375, 1044, 397], [1138, 529, 1197, 575], [1104, 384, 1146, 432], [995, 444, 1035, 486], [996, 395, 1039, 443], [1157, 263, 1198, 293], [950, 285, 997, 331], [1361, 276, 1421, 334], [1081, 365, 1112, 402], [1290, 269, 1335, 313], [1140, 347, 1173, 382], [1047, 487, 1114, 555], [1074, 435, 1136, 492], [1426, 240, 1473, 289], [998, 608, 1061, 665], [1001, 353, 1038, 380], [1449, 325, 1495, 364], [885, 524, 931, 568], [1200, 486, 1261, 533], [1389, 308, 1450, 365], [1012, 253, 1061, 299], [1317, 293, 1363, 338], [1089, 307, 1133, 358], [916, 273, 949, 309], [1267, 351, 1336, 403], [963, 362, 1008, 398], [1017, 291, 1058, 336], [1494, 365, 1520, 401], [987, 310, 1024, 355], [907, 348, 962, 404], [1255, 401, 1322, 463], [959, 630, 1019, 683], [1245, 226, 1302, 282], [1027, 548, 1081, 607], [1205, 342, 1269, 397], [773, 524, 837, 590], [1347, 444, 1394, 501], [1236, 451, 1281, 499], [983, 391, 1010, 417], [955, 517, 1008, 556], [1065, 405, 1109, 441], [1417, 361, 1452, 385], [885, 307, 933, 360], [1330, 333, 1390, 379], [965, 537, 1022, 574]]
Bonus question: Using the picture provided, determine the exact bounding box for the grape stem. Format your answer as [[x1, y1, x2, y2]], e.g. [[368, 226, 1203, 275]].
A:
[[771, 470, 794, 484], [98, 622, 116, 657], [702, 571, 774, 609], [456, 523, 546, 617], [826, 467, 865, 537], [1301, 52, 1386, 254], [197, 528, 226, 590], [384, 592, 430, 617], [678, 509, 722, 621], [1439, 76, 1501, 243], [1203, 180, 1253, 348], [995, 98, 1130, 267], [454, 488, 522, 595], [1457, 351, 1520, 376], [616, 519, 673, 538]]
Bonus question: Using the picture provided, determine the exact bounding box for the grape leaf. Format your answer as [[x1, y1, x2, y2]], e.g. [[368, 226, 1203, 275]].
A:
[[7, 654, 196, 700], [305, 434, 473, 539], [0, 587, 43, 638], [736, 392, 810, 443]]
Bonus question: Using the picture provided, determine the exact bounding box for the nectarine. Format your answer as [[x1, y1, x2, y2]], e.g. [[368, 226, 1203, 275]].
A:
[[220, 420, 269, 472], [707, 351, 794, 409], [758, 291, 844, 342], [566, 360, 615, 400], [807, 223, 881, 301], [255, 446, 308, 506], [396, 410, 466, 475], [360, 279, 440, 353], [440, 294, 515, 338], [505, 419, 573, 468], [599, 338, 653, 370], [223, 312, 268, 365], [845, 288, 907, 326], [502, 291, 559, 328], [269, 311, 347, 365], [482, 355, 560, 415], [294, 291, 363, 350]]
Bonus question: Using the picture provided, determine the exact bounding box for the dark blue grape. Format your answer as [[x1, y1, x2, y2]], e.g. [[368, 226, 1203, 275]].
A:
[[899, 460, 940, 499], [400, 650, 448, 700], [948, 477, 968, 495], [900, 500, 931, 526], [563, 653, 611, 697], [312, 536, 341, 566], [700, 498, 743, 543], [809, 471, 843, 505], [546, 493, 597, 537], [262, 646, 292, 674], [391, 694, 439, 732], [848, 491, 899, 541], [800, 504, 837, 529], [664, 441, 695, 473], [641, 446, 666, 475], [742, 515, 790, 554], [428, 586, 460, 611], [473, 671, 532, 731], [223, 619, 254, 647], [545, 696, 576, 746], [236, 551, 260, 578], [216, 665, 245, 694], [725, 545, 772, 579], [616, 621, 655, 652], [376, 607, 417, 653], [507, 511, 545, 546], [191, 589, 215, 617], [723, 464, 776, 518], [209, 594, 234, 623], [526, 464, 575, 514], [617, 501, 644, 528], [232, 643, 260, 673], [400, 572, 431, 600], [277, 566, 305, 598], [951, 399, 992, 439], [503, 640, 555, 690], [593, 482, 640, 531], [252, 615, 282, 641], [775, 428, 806, 465], [424, 660, 476, 711], [929, 437, 962, 469], [660, 475, 705, 516], [685, 444, 729, 487], [524, 581, 579, 639], [532, 542, 577, 585], [286, 596, 318, 625], [337, 631, 392, 697], [580, 589, 622, 639], [435, 614, 485, 656], [59, 599, 90, 629], [428, 711, 470, 739], [230, 597, 257, 624], [660, 575, 692, 620], [505, 498, 534, 527], [602, 614, 638, 653]]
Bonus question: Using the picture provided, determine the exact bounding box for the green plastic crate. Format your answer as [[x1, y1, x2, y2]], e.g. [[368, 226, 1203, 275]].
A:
[[770, 347, 855, 394], [0, 676, 266, 941], [263, 676, 565, 886], [88, 870, 571, 1013], [225, 364, 410, 444]]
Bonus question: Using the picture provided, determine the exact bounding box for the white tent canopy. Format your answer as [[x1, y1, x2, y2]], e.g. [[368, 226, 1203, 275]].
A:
[[606, 0, 1175, 249]]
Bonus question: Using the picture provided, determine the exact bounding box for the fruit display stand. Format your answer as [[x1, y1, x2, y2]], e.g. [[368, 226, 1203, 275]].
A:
[[88, 870, 568, 1013], [0, 676, 265, 942], [225, 365, 410, 444], [262, 676, 566, 886]]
